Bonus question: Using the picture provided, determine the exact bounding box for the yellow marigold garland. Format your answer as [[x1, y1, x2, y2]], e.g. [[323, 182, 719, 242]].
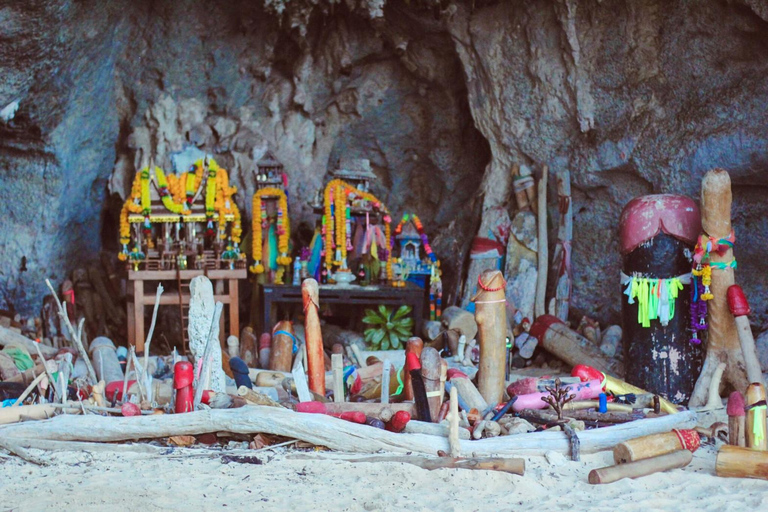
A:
[[154, 167, 189, 214], [321, 179, 393, 280], [249, 187, 291, 274]]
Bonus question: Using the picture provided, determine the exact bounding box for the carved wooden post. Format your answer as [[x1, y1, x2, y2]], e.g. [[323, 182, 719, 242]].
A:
[[619, 195, 702, 404], [689, 169, 749, 407], [270, 321, 295, 373], [473, 269, 507, 406], [549, 169, 572, 321], [302, 279, 325, 396]]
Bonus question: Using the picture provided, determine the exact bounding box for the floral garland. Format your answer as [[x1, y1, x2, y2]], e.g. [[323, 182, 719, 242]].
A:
[[155, 167, 189, 215], [118, 171, 145, 261], [249, 187, 291, 274], [213, 165, 241, 244], [393, 213, 438, 263], [689, 231, 736, 345], [322, 179, 392, 279]]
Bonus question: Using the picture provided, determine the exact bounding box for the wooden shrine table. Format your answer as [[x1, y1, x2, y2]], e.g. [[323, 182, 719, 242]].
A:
[[259, 282, 425, 334], [127, 269, 247, 352]]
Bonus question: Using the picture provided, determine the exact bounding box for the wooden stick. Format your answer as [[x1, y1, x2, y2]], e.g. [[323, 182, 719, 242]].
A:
[[522, 408, 643, 425], [192, 303, 224, 408], [716, 444, 768, 480], [0, 407, 698, 457], [292, 361, 312, 403], [0, 437, 49, 466], [689, 169, 748, 407], [45, 279, 97, 385], [32, 343, 61, 401], [143, 284, 163, 383], [449, 386, 460, 458], [12, 371, 47, 407], [3, 363, 46, 385], [613, 429, 700, 463], [381, 359, 391, 405], [332, 353, 345, 403], [589, 450, 692, 485], [270, 321, 295, 372], [302, 279, 325, 396], [0, 325, 57, 357], [317, 455, 525, 475], [473, 269, 507, 406], [403, 420, 471, 440], [535, 165, 548, 318], [745, 383, 767, 450]]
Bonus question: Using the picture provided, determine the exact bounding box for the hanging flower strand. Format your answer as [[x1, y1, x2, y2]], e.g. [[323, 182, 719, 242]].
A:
[[250, 187, 291, 274]]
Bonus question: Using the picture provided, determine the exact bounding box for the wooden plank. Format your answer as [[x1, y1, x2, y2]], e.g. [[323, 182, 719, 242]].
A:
[[128, 269, 247, 280]]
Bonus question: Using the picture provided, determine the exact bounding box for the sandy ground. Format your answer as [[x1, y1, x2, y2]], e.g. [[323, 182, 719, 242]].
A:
[[1, 411, 767, 511]]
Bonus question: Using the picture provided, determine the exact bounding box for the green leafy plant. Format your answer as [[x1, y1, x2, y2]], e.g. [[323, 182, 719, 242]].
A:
[[362, 305, 414, 350]]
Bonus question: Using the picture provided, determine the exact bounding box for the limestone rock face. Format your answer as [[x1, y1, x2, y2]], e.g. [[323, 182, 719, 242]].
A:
[[1, 0, 768, 333]]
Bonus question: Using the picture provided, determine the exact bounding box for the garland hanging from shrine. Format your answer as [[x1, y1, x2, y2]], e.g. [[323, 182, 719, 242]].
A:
[[394, 213, 442, 320], [322, 179, 393, 281], [249, 187, 291, 276], [118, 159, 241, 261]]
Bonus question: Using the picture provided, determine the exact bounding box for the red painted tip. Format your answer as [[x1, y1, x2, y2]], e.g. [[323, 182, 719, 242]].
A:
[[506, 377, 539, 396], [121, 402, 141, 417], [727, 391, 746, 416], [528, 314, 564, 342], [406, 352, 421, 371], [259, 333, 272, 350], [446, 368, 468, 380], [385, 410, 411, 433], [295, 401, 327, 414], [571, 364, 604, 383], [727, 285, 751, 317]]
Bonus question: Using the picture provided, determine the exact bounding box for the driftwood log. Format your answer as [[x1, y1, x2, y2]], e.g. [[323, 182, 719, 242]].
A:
[[613, 429, 700, 463], [689, 169, 749, 407], [0, 407, 697, 457], [530, 316, 621, 376], [404, 419, 471, 440], [716, 445, 768, 480], [473, 269, 507, 406], [320, 455, 525, 475], [589, 450, 692, 485], [0, 326, 58, 357], [302, 279, 325, 396]]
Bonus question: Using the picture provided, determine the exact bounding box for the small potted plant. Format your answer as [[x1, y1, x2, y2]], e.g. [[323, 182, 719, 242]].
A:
[[362, 305, 414, 350]]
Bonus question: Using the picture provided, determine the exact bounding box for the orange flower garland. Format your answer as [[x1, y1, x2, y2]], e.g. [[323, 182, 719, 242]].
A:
[[322, 179, 392, 279], [249, 187, 291, 274]]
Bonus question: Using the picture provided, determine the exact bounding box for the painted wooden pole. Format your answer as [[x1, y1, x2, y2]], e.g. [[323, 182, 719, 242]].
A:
[[302, 279, 325, 396], [332, 353, 345, 403], [690, 169, 749, 407], [270, 321, 295, 373], [473, 269, 507, 406]]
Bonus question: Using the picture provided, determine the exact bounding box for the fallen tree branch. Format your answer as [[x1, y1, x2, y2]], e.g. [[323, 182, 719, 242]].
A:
[[0, 406, 697, 457], [0, 437, 49, 466]]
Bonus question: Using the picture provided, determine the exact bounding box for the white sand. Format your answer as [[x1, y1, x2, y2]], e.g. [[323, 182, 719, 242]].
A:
[[1, 410, 767, 511]]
